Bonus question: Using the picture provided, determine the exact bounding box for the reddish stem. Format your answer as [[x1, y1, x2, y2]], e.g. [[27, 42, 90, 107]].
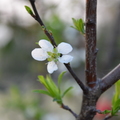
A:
[[85, 0, 98, 88]]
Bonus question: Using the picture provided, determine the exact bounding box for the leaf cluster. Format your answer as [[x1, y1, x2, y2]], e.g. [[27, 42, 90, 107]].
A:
[[5, 86, 44, 120], [71, 18, 85, 35], [33, 72, 73, 105]]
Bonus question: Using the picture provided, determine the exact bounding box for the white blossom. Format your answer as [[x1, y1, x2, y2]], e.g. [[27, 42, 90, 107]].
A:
[[31, 39, 73, 74]]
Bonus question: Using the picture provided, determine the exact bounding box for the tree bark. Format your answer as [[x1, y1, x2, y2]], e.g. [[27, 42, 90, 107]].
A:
[[77, 86, 101, 120], [77, 0, 99, 120], [85, 0, 97, 88]]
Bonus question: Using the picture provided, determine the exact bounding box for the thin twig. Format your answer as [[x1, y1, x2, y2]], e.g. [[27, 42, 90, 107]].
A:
[[64, 63, 88, 94], [103, 115, 112, 120], [28, 0, 88, 94], [96, 109, 102, 114], [61, 103, 78, 118], [29, 0, 57, 46]]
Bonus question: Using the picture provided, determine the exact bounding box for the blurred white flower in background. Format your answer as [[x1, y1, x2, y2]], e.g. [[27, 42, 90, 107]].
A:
[[0, 25, 13, 48]]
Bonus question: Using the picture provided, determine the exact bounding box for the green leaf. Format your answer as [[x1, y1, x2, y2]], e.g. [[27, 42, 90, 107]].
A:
[[111, 100, 120, 116], [72, 18, 77, 27], [62, 86, 73, 98], [80, 19, 85, 34], [102, 110, 111, 114], [113, 99, 120, 111], [38, 76, 54, 95], [112, 80, 120, 106], [58, 71, 66, 89], [25, 6, 34, 16], [38, 76, 49, 89], [71, 18, 85, 35], [111, 80, 120, 116], [115, 80, 120, 97], [38, 75, 60, 98], [112, 80, 120, 105], [33, 89, 52, 97], [46, 76, 59, 96]]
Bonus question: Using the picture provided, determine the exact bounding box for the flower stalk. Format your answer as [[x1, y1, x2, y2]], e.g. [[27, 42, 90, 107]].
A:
[[28, 0, 87, 94]]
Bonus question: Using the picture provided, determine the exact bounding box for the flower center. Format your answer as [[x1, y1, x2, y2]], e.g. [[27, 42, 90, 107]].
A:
[[47, 48, 60, 62]]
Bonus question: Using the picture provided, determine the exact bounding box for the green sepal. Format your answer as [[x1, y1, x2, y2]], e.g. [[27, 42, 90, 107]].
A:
[[47, 51, 54, 56], [35, 42, 38, 45], [53, 48, 58, 54], [47, 57, 53, 62], [25, 6, 34, 16]]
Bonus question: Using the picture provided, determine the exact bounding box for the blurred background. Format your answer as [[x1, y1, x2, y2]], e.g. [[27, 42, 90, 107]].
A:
[[0, 0, 120, 120]]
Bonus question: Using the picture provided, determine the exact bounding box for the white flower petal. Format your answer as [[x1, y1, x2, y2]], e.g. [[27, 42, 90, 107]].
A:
[[47, 61, 58, 74], [31, 48, 48, 61], [58, 55, 73, 63], [39, 39, 53, 52], [57, 42, 73, 54]]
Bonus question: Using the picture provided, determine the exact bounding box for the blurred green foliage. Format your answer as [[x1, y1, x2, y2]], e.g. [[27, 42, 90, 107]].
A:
[[5, 86, 45, 120]]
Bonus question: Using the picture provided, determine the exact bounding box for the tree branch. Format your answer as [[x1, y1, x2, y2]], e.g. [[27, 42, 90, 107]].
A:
[[29, 0, 57, 46], [28, 0, 88, 94], [85, 0, 98, 88], [64, 64, 88, 94], [96, 110, 112, 120], [61, 103, 78, 118], [100, 64, 120, 92], [103, 115, 112, 120]]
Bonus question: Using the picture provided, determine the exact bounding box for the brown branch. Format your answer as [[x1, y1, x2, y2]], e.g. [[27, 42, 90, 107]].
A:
[[85, 0, 98, 88], [28, 0, 88, 94], [100, 64, 120, 93], [103, 115, 112, 120], [64, 64, 88, 94], [61, 103, 78, 118], [29, 0, 57, 46], [96, 110, 112, 120]]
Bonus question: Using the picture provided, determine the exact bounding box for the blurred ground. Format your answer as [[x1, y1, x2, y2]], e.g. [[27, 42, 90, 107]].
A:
[[0, 0, 120, 120]]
